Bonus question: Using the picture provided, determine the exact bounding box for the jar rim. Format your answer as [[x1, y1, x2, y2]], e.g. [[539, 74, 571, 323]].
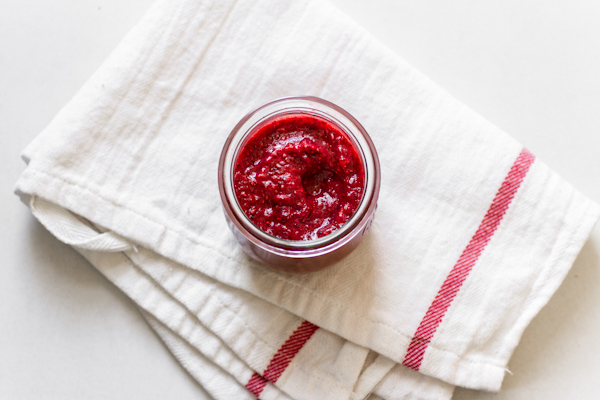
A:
[[218, 96, 380, 252]]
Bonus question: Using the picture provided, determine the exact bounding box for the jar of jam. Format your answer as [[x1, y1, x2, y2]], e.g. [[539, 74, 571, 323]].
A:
[[218, 97, 380, 273]]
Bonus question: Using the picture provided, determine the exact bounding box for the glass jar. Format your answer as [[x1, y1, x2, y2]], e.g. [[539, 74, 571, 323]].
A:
[[218, 97, 380, 273]]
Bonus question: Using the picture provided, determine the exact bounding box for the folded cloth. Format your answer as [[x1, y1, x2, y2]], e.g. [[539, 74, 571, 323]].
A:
[[15, 0, 599, 397], [29, 196, 453, 400]]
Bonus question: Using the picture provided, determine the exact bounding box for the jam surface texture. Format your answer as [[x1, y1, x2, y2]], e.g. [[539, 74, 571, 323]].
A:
[[233, 114, 365, 241]]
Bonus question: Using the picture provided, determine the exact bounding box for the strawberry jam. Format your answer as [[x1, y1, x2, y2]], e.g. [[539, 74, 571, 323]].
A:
[[233, 114, 365, 241]]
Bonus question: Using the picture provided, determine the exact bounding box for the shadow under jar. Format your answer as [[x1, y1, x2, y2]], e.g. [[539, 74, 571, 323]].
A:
[[218, 97, 380, 273]]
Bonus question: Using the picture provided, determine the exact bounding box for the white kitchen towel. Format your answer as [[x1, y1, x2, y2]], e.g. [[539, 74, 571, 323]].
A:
[[15, 0, 600, 396]]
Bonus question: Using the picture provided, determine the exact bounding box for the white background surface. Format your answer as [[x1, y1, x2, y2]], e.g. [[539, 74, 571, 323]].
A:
[[2, 1, 600, 399]]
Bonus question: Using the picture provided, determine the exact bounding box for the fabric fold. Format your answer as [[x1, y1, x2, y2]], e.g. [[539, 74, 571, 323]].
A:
[[26, 195, 453, 399]]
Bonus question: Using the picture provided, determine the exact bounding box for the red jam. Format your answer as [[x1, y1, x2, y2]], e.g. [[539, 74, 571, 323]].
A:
[[233, 114, 365, 241]]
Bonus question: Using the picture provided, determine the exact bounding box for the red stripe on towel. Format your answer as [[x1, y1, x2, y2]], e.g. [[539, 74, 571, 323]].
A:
[[246, 320, 319, 398], [402, 148, 535, 371], [246, 372, 268, 398]]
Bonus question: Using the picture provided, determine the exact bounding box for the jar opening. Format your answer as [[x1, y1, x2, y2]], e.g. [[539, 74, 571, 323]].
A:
[[219, 97, 379, 253], [232, 111, 366, 243]]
